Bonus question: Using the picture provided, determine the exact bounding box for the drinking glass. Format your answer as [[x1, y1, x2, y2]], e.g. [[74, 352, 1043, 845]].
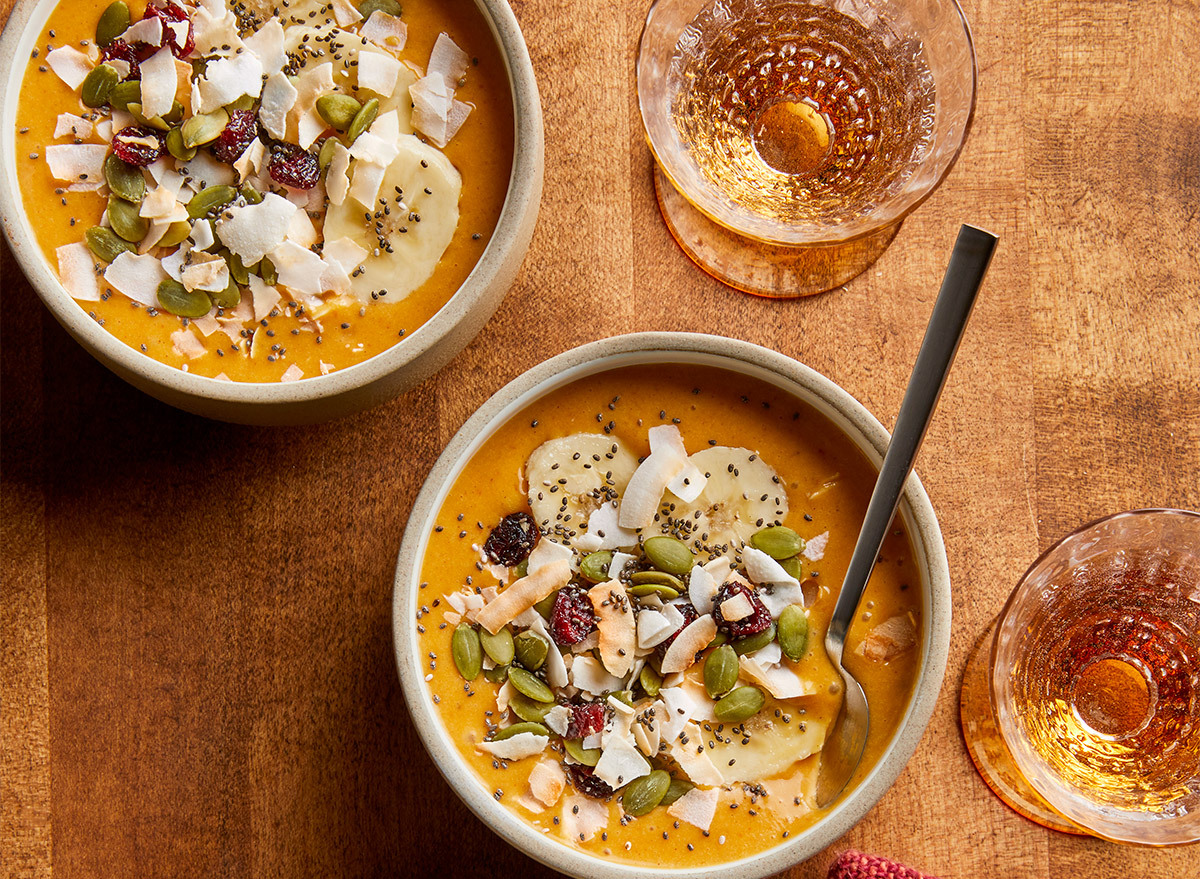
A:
[[960, 509, 1200, 845], [636, 0, 977, 297]]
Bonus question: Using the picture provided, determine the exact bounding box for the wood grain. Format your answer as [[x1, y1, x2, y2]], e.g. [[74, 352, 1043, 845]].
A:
[[2, 0, 1198, 876]]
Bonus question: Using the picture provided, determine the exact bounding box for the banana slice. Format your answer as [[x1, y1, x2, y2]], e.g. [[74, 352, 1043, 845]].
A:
[[322, 135, 461, 300], [658, 446, 789, 554], [708, 696, 829, 784], [525, 434, 639, 542]]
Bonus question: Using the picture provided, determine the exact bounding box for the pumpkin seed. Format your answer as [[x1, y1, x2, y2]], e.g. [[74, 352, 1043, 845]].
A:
[[711, 631, 728, 647], [513, 630, 548, 671], [182, 108, 229, 148], [627, 580, 680, 599], [126, 102, 170, 131], [642, 536, 695, 575], [222, 248, 250, 286], [96, 2, 131, 46], [777, 605, 809, 661], [239, 183, 263, 205], [531, 589, 556, 620], [186, 184, 237, 219], [165, 127, 196, 161], [713, 685, 765, 724], [104, 153, 145, 203], [482, 664, 509, 684], [638, 665, 662, 698], [751, 525, 805, 560], [257, 256, 278, 286], [491, 721, 548, 742], [659, 777, 694, 807], [225, 94, 256, 112], [317, 137, 339, 170], [358, 0, 403, 19], [161, 100, 184, 125], [703, 643, 738, 698], [85, 225, 135, 263], [611, 689, 634, 707], [509, 692, 553, 723], [210, 274, 240, 309], [508, 667, 554, 703], [346, 97, 379, 144], [629, 570, 684, 590], [108, 80, 141, 112], [780, 556, 803, 581], [622, 769, 670, 816], [157, 220, 191, 249], [563, 738, 601, 767], [451, 623, 482, 681], [156, 278, 212, 318], [106, 196, 147, 242], [81, 63, 119, 108], [580, 550, 612, 583], [479, 627, 515, 666], [731, 621, 776, 655], [316, 93, 363, 131]]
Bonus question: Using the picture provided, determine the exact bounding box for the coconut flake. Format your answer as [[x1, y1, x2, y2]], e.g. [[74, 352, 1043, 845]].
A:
[[667, 458, 707, 503], [856, 614, 917, 662], [560, 795, 608, 843], [46, 46, 92, 89], [670, 724, 725, 786], [181, 253, 229, 293], [409, 74, 472, 148], [526, 616, 569, 689], [56, 243, 100, 301], [803, 531, 829, 561], [330, 0, 363, 26], [189, 219, 215, 252], [322, 236, 368, 280], [258, 72, 298, 140], [45, 144, 107, 183], [589, 580, 636, 678], [280, 364, 304, 383], [475, 559, 571, 634], [286, 210, 320, 249], [198, 52, 265, 113], [139, 186, 186, 222], [121, 16, 163, 47], [543, 705, 572, 737], [528, 759, 566, 808], [738, 655, 816, 700], [269, 240, 328, 296], [635, 610, 673, 650], [171, 327, 206, 359], [428, 32, 470, 87], [660, 614, 717, 674], [192, 0, 243, 56], [350, 109, 402, 166], [289, 61, 335, 139], [53, 113, 93, 140], [575, 502, 639, 553], [360, 10, 407, 53], [570, 655, 623, 696], [104, 252, 167, 306], [325, 141, 352, 205], [233, 138, 266, 184], [139, 47, 178, 120], [243, 19, 287, 76], [668, 787, 719, 832], [357, 48, 402, 97], [618, 424, 690, 530], [215, 193, 298, 265], [180, 151, 236, 190], [593, 734, 650, 790], [348, 161, 387, 209], [527, 536, 574, 575], [716, 590, 752, 622], [688, 565, 719, 616], [477, 731, 548, 762]]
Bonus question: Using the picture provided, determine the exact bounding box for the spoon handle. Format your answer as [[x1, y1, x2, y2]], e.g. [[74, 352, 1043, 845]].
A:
[[825, 225, 998, 657]]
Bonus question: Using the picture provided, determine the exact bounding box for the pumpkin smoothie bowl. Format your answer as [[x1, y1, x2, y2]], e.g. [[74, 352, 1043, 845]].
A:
[[0, 0, 542, 423], [393, 334, 951, 877]]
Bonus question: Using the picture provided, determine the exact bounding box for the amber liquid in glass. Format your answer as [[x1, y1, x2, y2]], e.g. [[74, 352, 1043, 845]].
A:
[[1007, 553, 1200, 814], [668, 0, 936, 227]]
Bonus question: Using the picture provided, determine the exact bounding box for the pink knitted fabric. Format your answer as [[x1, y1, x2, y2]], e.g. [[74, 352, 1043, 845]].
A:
[[827, 850, 939, 879]]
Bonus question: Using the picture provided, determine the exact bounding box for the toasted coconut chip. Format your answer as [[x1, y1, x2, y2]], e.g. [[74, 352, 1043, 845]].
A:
[[743, 546, 801, 590], [189, 219, 215, 252], [494, 679, 514, 715], [477, 731, 549, 762], [105, 251, 167, 306], [590, 581, 638, 677], [357, 48, 402, 98], [656, 687, 694, 743], [216, 193, 298, 265], [198, 53, 265, 114], [409, 74, 472, 149], [95, 119, 113, 142], [45, 144, 107, 183], [121, 16, 163, 46], [139, 186, 185, 221], [527, 535, 573, 575], [280, 364, 304, 383], [632, 709, 661, 757], [259, 72, 297, 140], [607, 694, 634, 715], [475, 559, 570, 634], [560, 794, 607, 843], [670, 724, 724, 786], [749, 640, 782, 666], [190, 314, 222, 337], [543, 705, 572, 737], [287, 210, 319, 249], [667, 458, 707, 503], [857, 613, 917, 662], [660, 602, 686, 632], [322, 236, 368, 280], [330, 0, 362, 26], [56, 242, 100, 301], [569, 654, 623, 696], [716, 590, 752, 622], [147, 159, 188, 197], [181, 253, 229, 293], [660, 614, 717, 674], [618, 424, 689, 530], [54, 113, 93, 140], [139, 47, 178, 120], [360, 11, 407, 53], [526, 615, 569, 688], [107, 59, 131, 80], [350, 109, 402, 166], [46, 46, 92, 89], [244, 19, 287, 75], [668, 787, 719, 832], [171, 327, 206, 360], [193, 0, 244, 57], [575, 501, 639, 553], [348, 160, 387, 209], [803, 530, 829, 561], [269, 240, 328, 297], [294, 107, 325, 151], [738, 655, 817, 700], [232, 138, 265, 184], [180, 151, 236, 190], [289, 61, 335, 139], [528, 759, 566, 808], [688, 565, 719, 616], [325, 140, 352, 205], [593, 733, 650, 790], [161, 244, 189, 281], [428, 32, 470, 87], [636, 609, 674, 650]]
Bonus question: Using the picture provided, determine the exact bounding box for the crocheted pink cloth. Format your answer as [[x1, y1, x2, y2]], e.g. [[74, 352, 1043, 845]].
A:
[[827, 850, 939, 879]]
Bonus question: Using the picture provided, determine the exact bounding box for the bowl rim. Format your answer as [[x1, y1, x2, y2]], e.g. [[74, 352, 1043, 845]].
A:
[[0, 0, 543, 407], [392, 332, 952, 878]]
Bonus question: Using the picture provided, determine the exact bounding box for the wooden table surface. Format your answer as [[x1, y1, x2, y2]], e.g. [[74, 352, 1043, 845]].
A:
[[3, 0, 1198, 876]]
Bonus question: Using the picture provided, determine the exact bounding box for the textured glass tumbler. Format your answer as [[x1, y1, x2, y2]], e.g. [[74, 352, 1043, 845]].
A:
[[961, 509, 1200, 845], [637, 0, 977, 297]]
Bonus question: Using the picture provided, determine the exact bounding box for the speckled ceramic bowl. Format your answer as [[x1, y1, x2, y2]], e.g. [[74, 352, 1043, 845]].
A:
[[392, 333, 952, 878], [0, 0, 543, 425]]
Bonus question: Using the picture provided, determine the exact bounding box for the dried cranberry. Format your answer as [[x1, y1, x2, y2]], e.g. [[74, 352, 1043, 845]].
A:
[[483, 512, 540, 566], [655, 602, 699, 656], [211, 110, 259, 165], [101, 39, 141, 80], [111, 126, 165, 167], [566, 702, 606, 739], [268, 143, 320, 190], [712, 580, 772, 638], [566, 764, 614, 799], [550, 586, 596, 646], [144, 1, 195, 57]]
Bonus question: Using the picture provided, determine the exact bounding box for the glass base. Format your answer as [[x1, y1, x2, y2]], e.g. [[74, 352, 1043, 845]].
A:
[[959, 617, 1092, 836], [652, 164, 902, 298]]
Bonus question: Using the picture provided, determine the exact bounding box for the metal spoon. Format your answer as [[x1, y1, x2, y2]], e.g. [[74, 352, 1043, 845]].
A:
[[814, 224, 998, 808]]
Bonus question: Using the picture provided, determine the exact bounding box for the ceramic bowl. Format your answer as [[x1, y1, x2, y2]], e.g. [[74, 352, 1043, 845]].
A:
[[0, 0, 543, 425], [392, 332, 952, 878]]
